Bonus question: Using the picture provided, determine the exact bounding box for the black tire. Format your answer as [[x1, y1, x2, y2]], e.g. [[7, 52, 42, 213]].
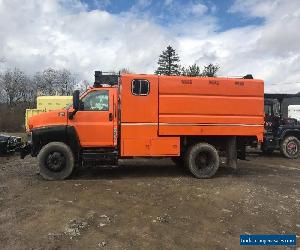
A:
[[185, 143, 220, 178], [37, 142, 75, 180], [280, 136, 300, 159]]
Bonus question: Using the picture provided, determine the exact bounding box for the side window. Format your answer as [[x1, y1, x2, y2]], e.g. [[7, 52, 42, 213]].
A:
[[132, 79, 150, 96], [81, 90, 109, 111]]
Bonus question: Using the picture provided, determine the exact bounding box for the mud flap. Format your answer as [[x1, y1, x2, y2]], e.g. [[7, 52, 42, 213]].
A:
[[226, 136, 237, 169]]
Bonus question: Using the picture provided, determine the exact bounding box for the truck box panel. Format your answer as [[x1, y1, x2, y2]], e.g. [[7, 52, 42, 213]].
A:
[[121, 75, 158, 123], [122, 138, 151, 156], [159, 76, 263, 97], [159, 125, 264, 141], [158, 76, 264, 139], [159, 95, 263, 116], [121, 124, 158, 138], [120, 123, 179, 156], [150, 137, 179, 156], [160, 114, 263, 125], [121, 137, 179, 156]]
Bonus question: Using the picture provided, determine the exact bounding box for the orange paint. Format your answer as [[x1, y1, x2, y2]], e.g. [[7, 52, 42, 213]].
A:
[[120, 74, 264, 156], [68, 87, 118, 147], [28, 74, 264, 157]]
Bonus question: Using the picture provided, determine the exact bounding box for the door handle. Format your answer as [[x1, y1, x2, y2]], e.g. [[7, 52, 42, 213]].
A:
[[109, 113, 113, 121]]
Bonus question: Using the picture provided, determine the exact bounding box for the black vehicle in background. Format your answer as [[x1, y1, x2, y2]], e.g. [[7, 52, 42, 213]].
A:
[[0, 134, 22, 155], [262, 93, 300, 158]]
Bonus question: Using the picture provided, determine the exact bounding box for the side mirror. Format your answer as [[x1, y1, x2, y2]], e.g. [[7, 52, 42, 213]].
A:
[[73, 90, 80, 111], [69, 90, 80, 120]]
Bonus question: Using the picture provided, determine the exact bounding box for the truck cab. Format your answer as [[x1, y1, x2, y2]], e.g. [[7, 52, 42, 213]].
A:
[[25, 72, 120, 176], [262, 94, 300, 158]]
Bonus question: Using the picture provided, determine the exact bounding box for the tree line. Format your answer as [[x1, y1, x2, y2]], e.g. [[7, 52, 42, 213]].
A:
[[0, 67, 77, 131], [155, 45, 219, 77], [0, 67, 76, 107]]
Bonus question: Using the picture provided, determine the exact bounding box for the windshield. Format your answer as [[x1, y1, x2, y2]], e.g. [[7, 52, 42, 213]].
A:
[[81, 90, 109, 111]]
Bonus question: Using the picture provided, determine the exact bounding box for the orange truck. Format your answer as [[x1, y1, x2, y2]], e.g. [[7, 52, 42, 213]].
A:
[[21, 71, 264, 180]]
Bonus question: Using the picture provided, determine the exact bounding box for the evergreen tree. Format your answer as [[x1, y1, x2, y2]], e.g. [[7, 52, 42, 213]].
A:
[[155, 45, 181, 76], [182, 63, 201, 77], [202, 63, 219, 77]]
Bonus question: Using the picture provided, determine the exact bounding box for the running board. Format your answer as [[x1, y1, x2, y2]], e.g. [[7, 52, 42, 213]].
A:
[[81, 148, 118, 163]]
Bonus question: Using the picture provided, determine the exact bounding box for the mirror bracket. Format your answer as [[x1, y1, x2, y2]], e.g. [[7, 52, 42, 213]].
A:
[[68, 110, 77, 120]]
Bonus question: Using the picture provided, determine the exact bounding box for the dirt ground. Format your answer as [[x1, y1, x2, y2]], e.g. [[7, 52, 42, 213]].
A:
[[0, 151, 299, 250]]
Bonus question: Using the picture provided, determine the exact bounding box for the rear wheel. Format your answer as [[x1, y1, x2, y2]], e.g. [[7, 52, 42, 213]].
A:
[[37, 142, 75, 180], [185, 143, 220, 178], [280, 136, 300, 159]]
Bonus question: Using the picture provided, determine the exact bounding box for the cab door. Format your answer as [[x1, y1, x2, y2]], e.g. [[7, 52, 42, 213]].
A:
[[69, 88, 117, 147]]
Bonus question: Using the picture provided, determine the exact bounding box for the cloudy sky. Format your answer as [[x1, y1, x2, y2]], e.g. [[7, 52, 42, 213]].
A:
[[0, 0, 300, 93]]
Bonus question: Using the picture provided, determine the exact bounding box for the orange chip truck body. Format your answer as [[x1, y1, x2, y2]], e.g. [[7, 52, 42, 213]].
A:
[[23, 72, 264, 180]]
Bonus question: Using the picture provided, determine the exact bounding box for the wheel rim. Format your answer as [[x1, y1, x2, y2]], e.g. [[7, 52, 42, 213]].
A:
[[286, 141, 298, 156], [46, 152, 66, 172], [194, 152, 214, 171]]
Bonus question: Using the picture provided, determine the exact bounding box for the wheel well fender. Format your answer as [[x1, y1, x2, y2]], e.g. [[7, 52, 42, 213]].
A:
[[31, 125, 80, 157], [280, 129, 300, 141]]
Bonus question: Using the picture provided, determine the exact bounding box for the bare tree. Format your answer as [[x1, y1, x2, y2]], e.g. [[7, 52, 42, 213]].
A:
[[32, 68, 56, 95], [33, 68, 76, 96], [82, 80, 90, 91], [0, 72, 5, 103], [56, 69, 76, 95], [0, 68, 28, 106], [0, 66, 78, 132]]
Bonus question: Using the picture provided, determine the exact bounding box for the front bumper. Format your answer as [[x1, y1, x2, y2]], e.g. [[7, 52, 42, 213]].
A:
[[0, 135, 22, 154]]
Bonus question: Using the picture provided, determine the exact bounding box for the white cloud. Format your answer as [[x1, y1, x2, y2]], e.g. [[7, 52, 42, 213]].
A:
[[0, 0, 300, 93], [178, 0, 300, 93], [0, 0, 169, 81], [190, 3, 208, 15]]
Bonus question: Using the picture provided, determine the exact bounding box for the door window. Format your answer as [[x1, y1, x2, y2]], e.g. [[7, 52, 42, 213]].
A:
[[131, 79, 150, 95], [81, 90, 109, 111]]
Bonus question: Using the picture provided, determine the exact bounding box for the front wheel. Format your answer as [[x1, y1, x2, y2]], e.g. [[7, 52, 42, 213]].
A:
[[37, 142, 75, 180], [185, 143, 220, 178], [280, 136, 300, 159]]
